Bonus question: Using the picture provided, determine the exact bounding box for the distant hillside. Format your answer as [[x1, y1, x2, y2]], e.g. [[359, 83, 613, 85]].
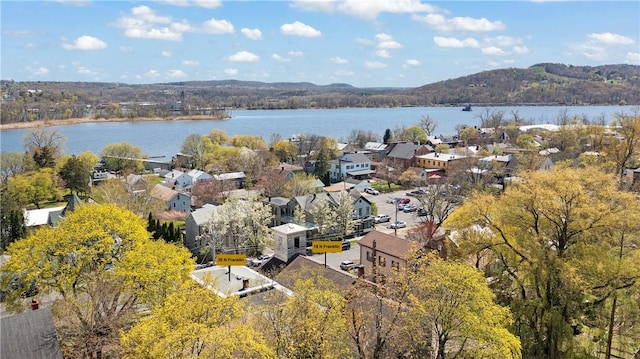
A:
[[406, 63, 640, 106], [2, 63, 639, 124]]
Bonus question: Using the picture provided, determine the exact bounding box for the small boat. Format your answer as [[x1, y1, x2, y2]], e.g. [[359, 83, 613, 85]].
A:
[[462, 104, 472, 111]]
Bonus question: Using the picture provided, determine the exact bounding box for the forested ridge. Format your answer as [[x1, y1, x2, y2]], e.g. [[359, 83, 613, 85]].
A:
[[1, 63, 639, 124]]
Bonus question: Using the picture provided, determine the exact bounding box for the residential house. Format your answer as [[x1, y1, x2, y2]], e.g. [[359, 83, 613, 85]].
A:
[[150, 184, 192, 212], [184, 203, 220, 256], [363, 142, 389, 161], [414, 152, 467, 175], [163, 169, 192, 190], [187, 169, 213, 185], [272, 222, 309, 261], [213, 171, 246, 189], [385, 143, 433, 170], [478, 154, 515, 174], [358, 230, 415, 281], [0, 307, 63, 359], [330, 153, 374, 182], [125, 173, 147, 192], [264, 196, 292, 227], [23, 193, 84, 228]]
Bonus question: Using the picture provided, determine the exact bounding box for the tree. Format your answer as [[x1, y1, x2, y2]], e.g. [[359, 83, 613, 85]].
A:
[[93, 178, 164, 217], [347, 129, 379, 149], [207, 129, 230, 146], [0, 152, 33, 185], [408, 181, 458, 242], [58, 154, 94, 194], [309, 196, 337, 239], [257, 170, 289, 198], [0, 188, 27, 252], [288, 172, 317, 197], [398, 126, 428, 144], [0, 203, 194, 357], [402, 254, 521, 359], [180, 133, 214, 170], [32, 145, 56, 168], [230, 134, 267, 151], [333, 191, 356, 239], [22, 128, 66, 159], [419, 114, 437, 136], [121, 280, 275, 358], [100, 142, 145, 174], [601, 109, 640, 176], [255, 269, 350, 358], [6, 167, 61, 208], [383, 129, 393, 144], [444, 166, 640, 358], [212, 196, 273, 256], [271, 140, 298, 163]]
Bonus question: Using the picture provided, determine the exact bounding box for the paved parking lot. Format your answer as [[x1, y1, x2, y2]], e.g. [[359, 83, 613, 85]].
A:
[[362, 188, 424, 237]]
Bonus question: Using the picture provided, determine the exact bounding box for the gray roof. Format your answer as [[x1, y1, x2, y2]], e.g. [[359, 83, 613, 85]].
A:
[[387, 143, 420, 160], [341, 152, 370, 163], [1, 307, 63, 359], [189, 203, 220, 226]]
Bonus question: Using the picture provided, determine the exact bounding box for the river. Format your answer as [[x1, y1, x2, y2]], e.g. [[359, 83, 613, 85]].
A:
[[0, 106, 636, 159]]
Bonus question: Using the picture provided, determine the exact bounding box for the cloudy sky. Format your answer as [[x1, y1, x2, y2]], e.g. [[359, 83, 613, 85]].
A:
[[2, 0, 639, 87]]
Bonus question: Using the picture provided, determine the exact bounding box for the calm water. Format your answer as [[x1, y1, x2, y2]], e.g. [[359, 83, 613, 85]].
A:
[[1, 106, 636, 159]]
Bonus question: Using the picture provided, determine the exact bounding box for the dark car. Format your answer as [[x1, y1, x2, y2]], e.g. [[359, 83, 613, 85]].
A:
[[342, 241, 351, 250], [417, 208, 427, 216], [406, 189, 428, 197]]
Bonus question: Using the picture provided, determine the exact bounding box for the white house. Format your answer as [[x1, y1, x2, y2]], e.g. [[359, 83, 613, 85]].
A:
[[330, 153, 374, 182], [163, 169, 192, 190], [184, 203, 220, 256], [272, 223, 308, 262], [187, 169, 213, 184]]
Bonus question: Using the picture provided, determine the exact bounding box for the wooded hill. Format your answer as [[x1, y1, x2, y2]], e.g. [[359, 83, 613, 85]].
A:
[[2, 63, 639, 124]]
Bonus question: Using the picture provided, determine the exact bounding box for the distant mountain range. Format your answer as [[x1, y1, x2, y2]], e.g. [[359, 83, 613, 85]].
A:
[[2, 63, 639, 123]]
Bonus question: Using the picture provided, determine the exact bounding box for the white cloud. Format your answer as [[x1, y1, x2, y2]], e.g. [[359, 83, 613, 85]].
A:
[[161, 51, 172, 57], [241, 28, 262, 40], [54, 0, 92, 6], [290, 0, 336, 12], [145, 69, 160, 78], [288, 51, 304, 57], [167, 69, 187, 78], [29, 66, 50, 76], [182, 60, 199, 66], [376, 50, 391, 58], [114, 6, 181, 41], [513, 46, 529, 55], [272, 54, 290, 62], [330, 56, 349, 64], [404, 59, 420, 66], [334, 69, 354, 76], [202, 18, 234, 34], [156, 0, 222, 9], [280, 21, 321, 37], [626, 52, 640, 64], [433, 36, 480, 48], [62, 35, 107, 50], [224, 68, 239, 76], [355, 37, 374, 46], [77, 67, 93, 75], [365, 61, 387, 69], [228, 51, 259, 62], [481, 46, 507, 56], [413, 13, 505, 32], [588, 32, 635, 45], [336, 0, 438, 20]]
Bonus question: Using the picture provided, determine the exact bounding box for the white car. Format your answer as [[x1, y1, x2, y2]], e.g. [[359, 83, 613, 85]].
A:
[[388, 221, 407, 229], [340, 260, 355, 271], [364, 187, 379, 195], [374, 214, 391, 223]]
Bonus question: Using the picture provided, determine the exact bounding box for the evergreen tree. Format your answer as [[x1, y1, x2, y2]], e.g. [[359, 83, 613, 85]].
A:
[[383, 128, 393, 144], [32, 146, 56, 168]]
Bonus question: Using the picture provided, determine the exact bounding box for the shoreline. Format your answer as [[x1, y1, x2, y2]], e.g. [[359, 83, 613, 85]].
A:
[[0, 115, 229, 131]]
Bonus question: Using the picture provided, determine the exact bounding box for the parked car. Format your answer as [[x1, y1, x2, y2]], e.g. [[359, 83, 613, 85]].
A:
[[374, 214, 391, 223], [386, 197, 402, 204], [251, 254, 271, 266], [398, 197, 411, 204], [342, 241, 351, 250], [406, 189, 428, 197], [389, 221, 407, 229], [340, 260, 355, 271], [417, 208, 427, 216], [364, 187, 379, 195], [403, 204, 418, 212]]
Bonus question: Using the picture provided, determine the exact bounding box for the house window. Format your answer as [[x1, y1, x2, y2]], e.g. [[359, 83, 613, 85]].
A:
[[392, 260, 399, 270], [173, 202, 176, 208], [379, 256, 386, 267], [366, 251, 372, 262], [358, 208, 362, 217], [294, 237, 300, 248], [366, 208, 370, 216]]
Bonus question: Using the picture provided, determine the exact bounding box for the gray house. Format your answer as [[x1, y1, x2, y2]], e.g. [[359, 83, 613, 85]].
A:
[[1, 307, 63, 359], [150, 184, 192, 212]]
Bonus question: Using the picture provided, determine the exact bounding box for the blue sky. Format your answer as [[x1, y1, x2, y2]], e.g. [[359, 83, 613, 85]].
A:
[[2, 0, 639, 88]]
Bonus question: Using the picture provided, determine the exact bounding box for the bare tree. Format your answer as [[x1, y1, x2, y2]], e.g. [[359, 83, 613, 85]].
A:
[[419, 114, 437, 136]]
